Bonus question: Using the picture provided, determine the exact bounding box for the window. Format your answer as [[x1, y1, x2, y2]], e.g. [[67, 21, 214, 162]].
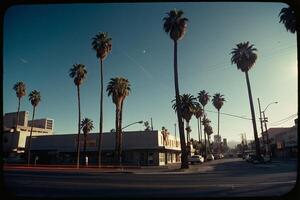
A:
[[159, 153, 165, 164]]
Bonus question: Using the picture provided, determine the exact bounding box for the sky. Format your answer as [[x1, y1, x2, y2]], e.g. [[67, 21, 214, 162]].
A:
[[3, 2, 298, 143]]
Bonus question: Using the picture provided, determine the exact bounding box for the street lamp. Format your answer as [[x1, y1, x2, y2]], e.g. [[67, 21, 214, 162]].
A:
[[121, 120, 143, 130], [262, 101, 278, 157]]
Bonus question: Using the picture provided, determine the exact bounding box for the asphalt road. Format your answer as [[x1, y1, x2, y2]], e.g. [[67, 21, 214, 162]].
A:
[[3, 158, 298, 198]]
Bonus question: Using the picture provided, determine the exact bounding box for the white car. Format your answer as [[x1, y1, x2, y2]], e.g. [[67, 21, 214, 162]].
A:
[[188, 155, 204, 164], [206, 154, 214, 161]]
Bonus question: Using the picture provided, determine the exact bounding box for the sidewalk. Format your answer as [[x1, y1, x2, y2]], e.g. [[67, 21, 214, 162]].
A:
[[3, 163, 214, 174]]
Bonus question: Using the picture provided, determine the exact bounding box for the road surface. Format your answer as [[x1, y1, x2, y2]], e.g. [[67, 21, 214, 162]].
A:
[[3, 158, 298, 198]]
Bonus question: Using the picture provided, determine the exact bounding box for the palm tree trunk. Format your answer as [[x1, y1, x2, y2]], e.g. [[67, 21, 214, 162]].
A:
[[197, 117, 200, 142], [76, 85, 81, 169], [27, 106, 35, 166], [245, 71, 261, 157], [118, 100, 124, 165], [84, 134, 87, 157], [98, 59, 104, 167], [115, 105, 120, 164], [16, 97, 21, 129], [173, 40, 188, 169], [199, 117, 202, 154], [218, 109, 220, 154], [186, 121, 189, 144]]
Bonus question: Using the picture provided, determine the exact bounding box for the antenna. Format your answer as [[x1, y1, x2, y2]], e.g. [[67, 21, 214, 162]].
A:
[[150, 118, 153, 130]]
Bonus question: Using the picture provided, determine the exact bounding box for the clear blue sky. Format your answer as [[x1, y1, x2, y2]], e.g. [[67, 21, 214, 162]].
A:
[[4, 2, 297, 143]]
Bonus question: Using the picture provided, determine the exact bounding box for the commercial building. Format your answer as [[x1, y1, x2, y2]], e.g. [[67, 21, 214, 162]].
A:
[[3, 111, 53, 156], [27, 130, 181, 166], [259, 118, 297, 158]]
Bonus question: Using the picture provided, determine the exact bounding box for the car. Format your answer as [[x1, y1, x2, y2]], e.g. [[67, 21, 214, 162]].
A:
[[188, 155, 204, 164], [246, 154, 262, 164], [237, 153, 243, 158], [213, 154, 224, 159], [261, 155, 272, 163], [206, 154, 214, 161]]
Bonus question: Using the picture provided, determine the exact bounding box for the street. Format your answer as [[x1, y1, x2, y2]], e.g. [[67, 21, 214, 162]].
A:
[[3, 158, 297, 198]]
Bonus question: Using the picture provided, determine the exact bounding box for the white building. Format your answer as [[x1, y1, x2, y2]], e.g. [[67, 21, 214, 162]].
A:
[[3, 111, 54, 156], [28, 130, 181, 166]]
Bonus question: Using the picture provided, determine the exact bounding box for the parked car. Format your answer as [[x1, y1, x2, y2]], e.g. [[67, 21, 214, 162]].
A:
[[188, 155, 204, 164], [206, 154, 214, 161], [213, 154, 224, 159], [237, 153, 243, 158], [246, 154, 261, 164], [261, 155, 272, 163]]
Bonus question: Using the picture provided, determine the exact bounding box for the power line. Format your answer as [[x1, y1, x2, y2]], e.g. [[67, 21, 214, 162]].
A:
[[270, 113, 298, 126], [205, 109, 252, 120]]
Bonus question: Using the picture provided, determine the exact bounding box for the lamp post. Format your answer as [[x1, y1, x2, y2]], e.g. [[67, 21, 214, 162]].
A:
[[117, 120, 143, 165], [121, 120, 143, 130], [262, 101, 278, 157]]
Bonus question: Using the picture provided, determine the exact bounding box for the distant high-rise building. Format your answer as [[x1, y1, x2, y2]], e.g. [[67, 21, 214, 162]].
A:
[[3, 111, 29, 129], [28, 118, 54, 131], [3, 111, 54, 155]]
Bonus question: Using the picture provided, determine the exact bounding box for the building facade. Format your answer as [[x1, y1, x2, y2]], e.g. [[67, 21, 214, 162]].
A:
[[259, 119, 297, 158], [27, 130, 181, 166], [3, 111, 54, 157]]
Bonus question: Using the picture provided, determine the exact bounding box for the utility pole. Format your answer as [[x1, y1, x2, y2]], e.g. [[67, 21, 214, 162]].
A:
[[258, 98, 265, 149], [262, 111, 270, 157]]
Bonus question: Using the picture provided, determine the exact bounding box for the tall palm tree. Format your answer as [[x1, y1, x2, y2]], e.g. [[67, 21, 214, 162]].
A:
[[69, 64, 87, 168], [198, 90, 210, 111], [163, 9, 189, 169], [279, 6, 296, 34], [204, 124, 213, 154], [107, 77, 131, 165], [231, 41, 261, 158], [27, 90, 41, 165], [193, 104, 203, 144], [202, 114, 211, 160], [92, 32, 112, 167], [198, 90, 210, 157], [13, 82, 26, 130], [80, 118, 94, 158], [212, 93, 226, 153], [172, 94, 198, 144]]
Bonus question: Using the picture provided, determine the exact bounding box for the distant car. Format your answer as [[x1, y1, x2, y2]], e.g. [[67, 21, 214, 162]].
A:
[[206, 154, 214, 161], [213, 154, 224, 159], [189, 155, 204, 164], [261, 155, 272, 163], [237, 153, 243, 158], [246, 154, 260, 164]]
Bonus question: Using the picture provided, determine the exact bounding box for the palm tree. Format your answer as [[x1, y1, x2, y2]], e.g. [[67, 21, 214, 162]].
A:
[[163, 9, 189, 169], [69, 64, 87, 168], [198, 90, 210, 157], [161, 126, 170, 146], [27, 90, 41, 165], [202, 114, 211, 160], [172, 94, 198, 144], [193, 104, 203, 145], [204, 124, 213, 154], [80, 118, 94, 158], [13, 82, 26, 130], [92, 32, 112, 167], [107, 77, 131, 165], [279, 6, 296, 34], [198, 90, 211, 111], [212, 93, 226, 153], [231, 41, 261, 158]]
